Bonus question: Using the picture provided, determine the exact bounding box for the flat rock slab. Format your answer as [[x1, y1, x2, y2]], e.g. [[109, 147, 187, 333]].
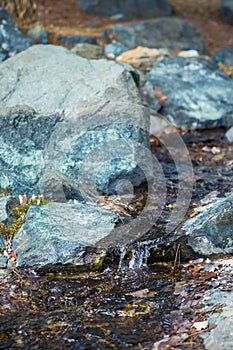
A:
[[0, 7, 31, 62], [0, 44, 140, 118], [182, 193, 233, 256], [12, 202, 118, 270], [104, 17, 206, 53], [76, 0, 171, 20], [146, 56, 233, 129]]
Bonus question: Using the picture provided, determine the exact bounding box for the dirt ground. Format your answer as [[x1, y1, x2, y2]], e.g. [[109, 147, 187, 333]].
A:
[[22, 0, 233, 55]]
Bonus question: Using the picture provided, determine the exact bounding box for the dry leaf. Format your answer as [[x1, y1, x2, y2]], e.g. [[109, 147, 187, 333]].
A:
[[128, 288, 149, 298], [154, 90, 168, 103]]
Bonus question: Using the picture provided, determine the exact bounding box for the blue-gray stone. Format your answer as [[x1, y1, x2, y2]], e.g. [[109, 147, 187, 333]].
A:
[[76, 0, 171, 20], [58, 35, 97, 48], [0, 106, 61, 195], [103, 17, 206, 53], [0, 254, 8, 268], [0, 7, 31, 62], [182, 193, 233, 255], [0, 195, 10, 223], [12, 202, 118, 269], [146, 56, 233, 129], [27, 22, 48, 44], [104, 40, 129, 58], [213, 45, 233, 67], [220, 0, 233, 25], [39, 101, 151, 201]]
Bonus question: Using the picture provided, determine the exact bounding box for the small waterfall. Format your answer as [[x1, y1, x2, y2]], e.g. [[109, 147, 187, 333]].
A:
[[117, 240, 156, 271]]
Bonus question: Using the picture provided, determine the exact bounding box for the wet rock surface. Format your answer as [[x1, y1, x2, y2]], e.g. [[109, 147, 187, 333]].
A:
[[76, 0, 172, 20], [103, 17, 206, 53], [0, 7, 31, 62], [145, 56, 233, 129]]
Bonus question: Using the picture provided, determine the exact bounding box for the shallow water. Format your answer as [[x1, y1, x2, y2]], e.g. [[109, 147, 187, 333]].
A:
[[1, 129, 232, 349]]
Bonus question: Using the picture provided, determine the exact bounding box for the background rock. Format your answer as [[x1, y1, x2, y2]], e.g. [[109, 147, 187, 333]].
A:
[[12, 202, 118, 270], [103, 17, 206, 53], [145, 56, 233, 129], [0, 7, 32, 62], [58, 35, 97, 48], [182, 193, 233, 256], [27, 22, 48, 44], [220, 0, 233, 25], [213, 45, 233, 66], [0, 106, 61, 195], [71, 43, 104, 59], [76, 0, 171, 20]]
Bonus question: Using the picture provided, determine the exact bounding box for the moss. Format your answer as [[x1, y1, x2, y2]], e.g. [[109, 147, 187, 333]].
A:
[[0, 195, 48, 240]]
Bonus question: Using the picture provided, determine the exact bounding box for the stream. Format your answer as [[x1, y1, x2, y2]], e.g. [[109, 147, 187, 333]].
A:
[[1, 128, 233, 349]]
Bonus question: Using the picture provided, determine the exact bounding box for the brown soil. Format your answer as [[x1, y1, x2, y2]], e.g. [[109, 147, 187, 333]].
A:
[[19, 0, 233, 55]]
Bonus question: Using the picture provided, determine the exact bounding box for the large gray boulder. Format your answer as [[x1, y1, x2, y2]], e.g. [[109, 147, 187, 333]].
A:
[[0, 44, 140, 117], [0, 45, 151, 197], [182, 193, 233, 256], [145, 56, 233, 129], [220, 0, 233, 25], [0, 7, 31, 62], [12, 202, 118, 270], [102, 17, 206, 53], [76, 0, 171, 20]]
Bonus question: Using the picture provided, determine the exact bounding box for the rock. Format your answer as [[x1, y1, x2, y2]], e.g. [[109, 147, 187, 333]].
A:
[[76, 0, 171, 20], [0, 235, 5, 251], [0, 106, 61, 195], [182, 193, 233, 256], [0, 7, 32, 62], [0, 254, 8, 268], [27, 22, 48, 44], [213, 45, 233, 66], [226, 126, 233, 142], [12, 202, 118, 270], [103, 17, 206, 53], [0, 44, 140, 117], [58, 35, 97, 48], [71, 43, 104, 59], [104, 40, 129, 59], [0, 196, 11, 223], [200, 289, 233, 350], [0, 45, 150, 198], [39, 101, 151, 200], [220, 0, 233, 25], [145, 56, 233, 129]]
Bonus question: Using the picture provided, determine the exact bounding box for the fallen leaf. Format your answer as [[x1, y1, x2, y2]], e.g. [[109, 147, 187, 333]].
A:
[[154, 90, 168, 103], [193, 320, 208, 330], [128, 288, 149, 298]]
